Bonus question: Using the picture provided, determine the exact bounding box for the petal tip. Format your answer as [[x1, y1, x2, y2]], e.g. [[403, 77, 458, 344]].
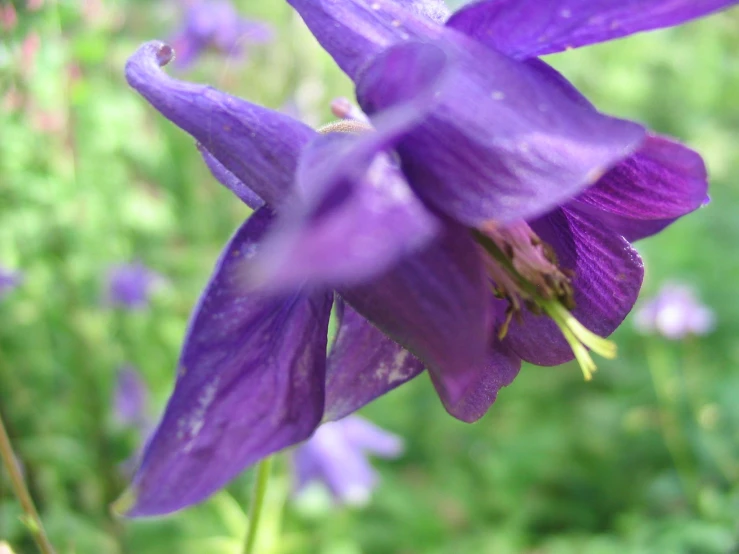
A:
[[111, 487, 138, 518], [125, 41, 175, 88]]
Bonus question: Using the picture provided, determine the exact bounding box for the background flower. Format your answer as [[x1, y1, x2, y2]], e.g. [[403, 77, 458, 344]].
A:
[[170, 0, 273, 69], [634, 282, 715, 339], [104, 262, 165, 309], [0, 267, 22, 298], [292, 416, 403, 507]]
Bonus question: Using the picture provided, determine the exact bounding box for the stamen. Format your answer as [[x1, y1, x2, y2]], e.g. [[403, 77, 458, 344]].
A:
[[541, 299, 617, 381], [475, 225, 617, 381]]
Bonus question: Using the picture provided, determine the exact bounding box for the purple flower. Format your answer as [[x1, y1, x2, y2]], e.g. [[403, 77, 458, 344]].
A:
[[170, 0, 273, 70], [292, 416, 403, 506], [118, 0, 727, 516], [105, 262, 164, 309], [114, 365, 151, 432], [634, 283, 715, 340], [0, 267, 22, 298]]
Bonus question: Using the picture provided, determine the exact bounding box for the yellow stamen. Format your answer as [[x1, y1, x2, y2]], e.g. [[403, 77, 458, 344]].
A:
[[541, 299, 617, 381]]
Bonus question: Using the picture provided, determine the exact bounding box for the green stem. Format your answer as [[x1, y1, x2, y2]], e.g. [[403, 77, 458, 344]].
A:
[[242, 457, 273, 554], [645, 341, 699, 510], [0, 413, 56, 554]]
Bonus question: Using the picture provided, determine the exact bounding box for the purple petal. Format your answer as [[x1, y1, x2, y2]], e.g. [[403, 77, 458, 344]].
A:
[[126, 208, 333, 516], [571, 134, 708, 241], [256, 132, 439, 289], [324, 301, 424, 422], [356, 38, 645, 227], [340, 416, 404, 458], [198, 143, 265, 210], [287, 0, 442, 79], [292, 420, 379, 506], [447, 0, 738, 59], [125, 41, 315, 207], [427, 340, 521, 422], [503, 208, 644, 366], [338, 220, 495, 422], [397, 0, 451, 23]]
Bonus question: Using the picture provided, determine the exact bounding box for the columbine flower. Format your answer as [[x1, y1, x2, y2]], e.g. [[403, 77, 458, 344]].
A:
[[634, 283, 715, 340], [119, 0, 727, 515], [105, 262, 165, 309], [292, 416, 403, 507], [0, 267, 23, 298], [170, 0, 273, 70]]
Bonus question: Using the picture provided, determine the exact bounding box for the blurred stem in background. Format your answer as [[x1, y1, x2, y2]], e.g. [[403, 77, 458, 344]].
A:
[[0, 411, 56, 554], [243, 456, 274, 554], [644, 342, 699, 511]]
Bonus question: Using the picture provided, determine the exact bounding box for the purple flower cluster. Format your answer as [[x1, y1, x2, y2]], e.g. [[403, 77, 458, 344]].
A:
[[292, 416, 402, 506], [634, 283, 715, 340], [105, 262, 164, 309], [170, 0, 273, 69], [119, 0, 736, 516]]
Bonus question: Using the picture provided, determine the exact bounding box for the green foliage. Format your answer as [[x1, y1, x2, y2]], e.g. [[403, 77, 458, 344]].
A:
[[1, 1, 738, 552]]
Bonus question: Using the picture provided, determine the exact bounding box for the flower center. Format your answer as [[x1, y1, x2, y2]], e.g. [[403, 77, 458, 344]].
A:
[[475, 221, 615, 380]]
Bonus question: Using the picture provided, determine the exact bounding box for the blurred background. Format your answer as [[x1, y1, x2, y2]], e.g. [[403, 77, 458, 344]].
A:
[[1, 1, 738, 552]]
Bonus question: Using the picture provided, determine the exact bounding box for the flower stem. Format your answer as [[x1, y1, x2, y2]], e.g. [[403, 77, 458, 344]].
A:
[[0, 414, 56, 554], [644, 341, 699, 510], [242, 457, 273, 554]]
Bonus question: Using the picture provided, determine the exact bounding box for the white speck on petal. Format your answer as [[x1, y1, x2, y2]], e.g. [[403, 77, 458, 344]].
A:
[[177, 377, 220, 451]]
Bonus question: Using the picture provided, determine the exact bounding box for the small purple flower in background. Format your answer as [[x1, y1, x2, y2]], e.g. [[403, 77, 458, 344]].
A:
[[292, 416, 403, 507], [105, 262, 165, 309], [0, 267, 23, 298], [634, 283, 715, 340], [114, 365, 152, 433], [118, 0, 735, 516], [170, 0, 273, 70]]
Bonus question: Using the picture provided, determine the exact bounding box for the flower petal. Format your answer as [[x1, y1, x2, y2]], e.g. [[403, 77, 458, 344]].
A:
[[338, 220, 495, 422], [256, 132, 439, 290], [198, 143, 266, 210], [427, 341, 521, 422], [513, 62, 708, 241], [571, 134, 708, 241], [397, 0, 451, 23], [356, 38, 645, 227], [292, 421, 378, 506], [447, 0, 738, 59], [287, 0, 442, 79], [125, 208, 333, 516], [503, 207, 644, 366], [324, 300, 424, 422], [125, 41, 315, 207], [339, 416, 404, 458]]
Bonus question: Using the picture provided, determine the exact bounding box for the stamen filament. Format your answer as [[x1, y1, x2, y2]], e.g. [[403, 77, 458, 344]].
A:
[[541, 299, 617, 381], [543, 300, 617, 359]]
